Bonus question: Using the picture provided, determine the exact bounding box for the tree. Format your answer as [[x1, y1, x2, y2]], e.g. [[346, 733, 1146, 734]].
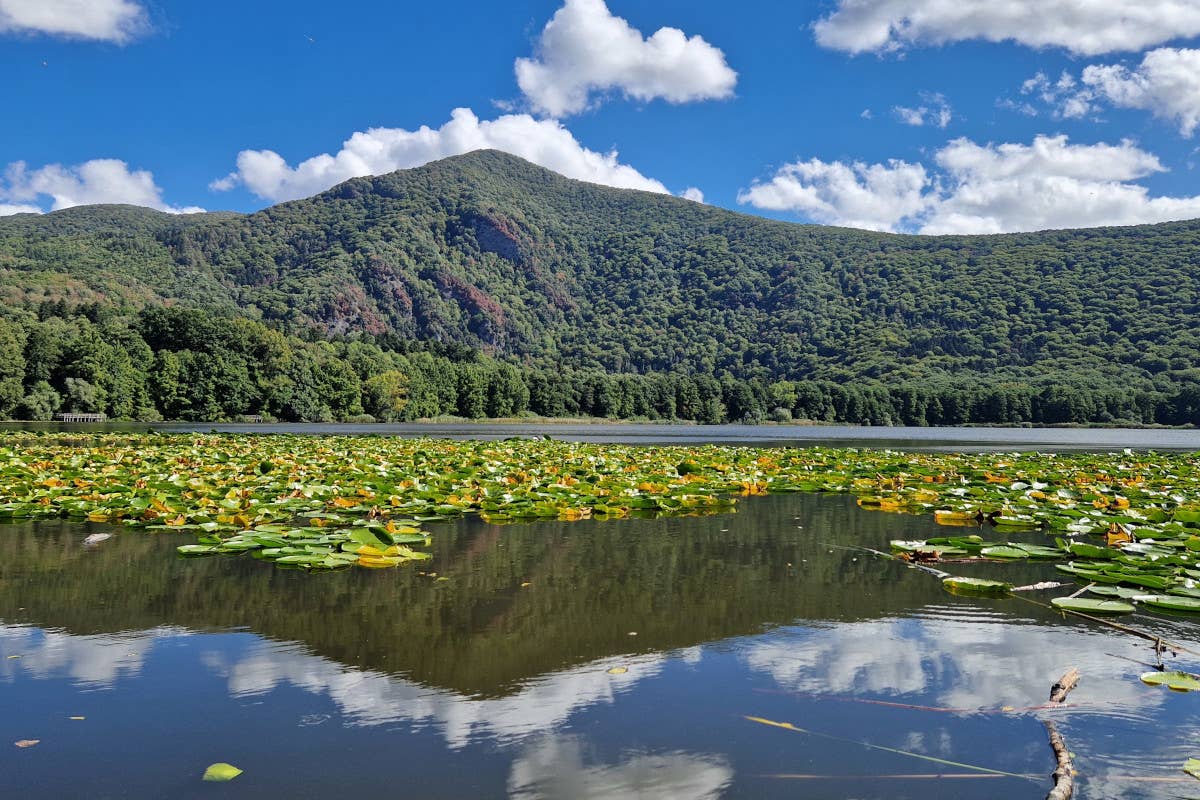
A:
[[363, 370, 409, 421]]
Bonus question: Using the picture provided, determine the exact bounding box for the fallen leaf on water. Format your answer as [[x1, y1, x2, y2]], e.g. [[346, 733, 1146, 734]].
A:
[[69, 717, 85, 721], [202, 763, 243, 782], [6, 655, 20, 659], [1184, 758, 1200, 781], [14, 740, 40, 748], [607, 666, 629, 675]]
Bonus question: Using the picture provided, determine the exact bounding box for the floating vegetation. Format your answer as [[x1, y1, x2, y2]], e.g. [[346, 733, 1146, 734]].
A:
[[1049, 597, 1135, 615], [941, 576, 1012, 597], [202, 763, 243, 782], [3, 434, 1200, 591], [1140, 671, 1200, 692]]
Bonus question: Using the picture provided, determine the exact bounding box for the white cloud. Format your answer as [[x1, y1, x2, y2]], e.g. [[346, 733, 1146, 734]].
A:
[[680, 187, 705, 203], [740, 134, 1200, 234], [737, 157, 931, 231], [1078, 48, 1200, 137], [214, 107, 670, 203], [813, 0, 1200, 56], [893, 92, 952, 128], [0, 203, 40, 216], [508, 737, 731, 800], [0, 0, 147, 43], [743, 615, 1156, 712], [2, 159, 202, 214], [0, 625, 184, 688], [515, 0, 736, 118], [924, 135, 1200, 233]]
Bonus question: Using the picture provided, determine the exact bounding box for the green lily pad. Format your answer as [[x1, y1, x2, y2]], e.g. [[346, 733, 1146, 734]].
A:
[[942, 576, 1013, 597], [1134, 595, 1200, 613], [1141, 671, 1200, 692], [1051, 597, 1135, 615], [203, 763, 243, 782], [980, 545, 1029, 559], [1086, 585, 1147, 600]]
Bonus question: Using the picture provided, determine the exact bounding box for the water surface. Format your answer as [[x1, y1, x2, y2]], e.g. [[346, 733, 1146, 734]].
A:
[[3, 493, 1199, 798], [5, 421, 1200, 452]]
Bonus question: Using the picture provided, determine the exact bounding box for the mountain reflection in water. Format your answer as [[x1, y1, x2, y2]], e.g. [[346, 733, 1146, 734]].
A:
[[3, 493, 1200, 799]]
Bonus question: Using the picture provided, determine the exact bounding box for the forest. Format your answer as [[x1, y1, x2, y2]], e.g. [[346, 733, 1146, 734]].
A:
[[2, 149, 1200, 426], [1, 304, 1198, 426]]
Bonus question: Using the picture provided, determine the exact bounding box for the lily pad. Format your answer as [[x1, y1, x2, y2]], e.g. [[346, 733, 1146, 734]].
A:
[[942, 576, 1012, 597], [1141, 671, 1200, 692], [202, 763, 243, 782], [980, 545, 1029, 560], [1134, 595, 1200, 613], [1051, 597, 1135, 615]]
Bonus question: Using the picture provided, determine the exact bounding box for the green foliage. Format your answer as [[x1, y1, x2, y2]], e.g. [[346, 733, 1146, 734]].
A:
[[362, 370, 409, 421], [3, 151, 1200, 424]]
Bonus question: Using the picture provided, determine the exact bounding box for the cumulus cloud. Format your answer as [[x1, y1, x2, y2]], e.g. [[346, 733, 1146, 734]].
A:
[[740, 134, 1200, 234], [1043, 48, 1200, 138], [0, 0, 148, 43], [0, 203, 40, 216], [813, 0, 1200, 56], [737, 157, 931, 231], [2, 159, 203, 214], [515, 0, 736, 118], [508, 737, 731, 799], [680, 187, 705, 203], [892, 92, 952, 128], [1018, 71, 1092, 118], [213, 107, 670, 203]]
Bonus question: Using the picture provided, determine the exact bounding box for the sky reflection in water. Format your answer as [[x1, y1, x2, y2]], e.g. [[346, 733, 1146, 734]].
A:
[[3, 493, 1200, 798]]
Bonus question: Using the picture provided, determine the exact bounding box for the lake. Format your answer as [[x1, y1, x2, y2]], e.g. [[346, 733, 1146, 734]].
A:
[[5, 421, 1200, 452], [4, 487, 1199, 798]]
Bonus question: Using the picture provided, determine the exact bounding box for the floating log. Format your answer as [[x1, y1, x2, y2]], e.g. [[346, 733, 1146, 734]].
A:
[[1045, 667, 1078, 800]]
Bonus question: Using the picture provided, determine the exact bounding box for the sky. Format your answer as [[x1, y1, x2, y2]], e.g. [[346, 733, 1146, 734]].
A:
[[4, 0, 1200, 234]]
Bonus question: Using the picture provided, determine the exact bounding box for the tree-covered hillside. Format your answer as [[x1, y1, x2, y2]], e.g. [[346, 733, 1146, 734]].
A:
[[2, 149, 1200, 424]]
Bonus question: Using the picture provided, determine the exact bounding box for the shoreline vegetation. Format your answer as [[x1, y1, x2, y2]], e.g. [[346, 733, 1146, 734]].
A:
[[4, 433, 1200, 604], [3, 305, 1200, 430]]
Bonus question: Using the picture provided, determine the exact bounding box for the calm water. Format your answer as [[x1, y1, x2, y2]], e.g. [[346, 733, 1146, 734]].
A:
[[5, 421, 1200, 452], [3, 493, 1200, 798]]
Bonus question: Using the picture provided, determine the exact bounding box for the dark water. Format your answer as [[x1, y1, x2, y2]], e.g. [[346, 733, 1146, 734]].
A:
[[5, 421, 1200, 452], [3, 494, 1200, 798]]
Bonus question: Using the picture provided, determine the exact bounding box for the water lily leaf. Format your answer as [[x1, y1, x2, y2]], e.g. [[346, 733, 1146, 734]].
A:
[[176, 544, 219, 556], [981, 546, 1029, 559], [942, 577, 1012, 597], [203, 763, 243, 782], [1141, 671, 1200, 692], [1052, 597, 1135, 615], [1068, 542, 1121, 559], [1134, 595, 1200, 613], [1086, 585, 1146, 599], [1010, 543, 1065, 559]]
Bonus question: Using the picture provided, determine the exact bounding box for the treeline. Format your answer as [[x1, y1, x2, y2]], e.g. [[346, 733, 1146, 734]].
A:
[[0, 305, 1198, 427]]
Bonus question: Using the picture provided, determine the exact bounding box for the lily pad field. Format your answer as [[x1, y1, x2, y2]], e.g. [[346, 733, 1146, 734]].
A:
[[6, 432, 1200, 797]]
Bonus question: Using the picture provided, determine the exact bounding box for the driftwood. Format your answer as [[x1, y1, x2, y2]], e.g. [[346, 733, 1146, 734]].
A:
[[1044, 667, 1079, 800], [1049, 667, 1080, 705]]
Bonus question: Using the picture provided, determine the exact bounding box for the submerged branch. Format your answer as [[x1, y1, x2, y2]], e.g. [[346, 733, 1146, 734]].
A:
[[1044, 667, 1079, 800]]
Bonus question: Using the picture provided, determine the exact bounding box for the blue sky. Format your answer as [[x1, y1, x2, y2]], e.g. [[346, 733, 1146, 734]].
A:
[[3, 0, 1200, 233]]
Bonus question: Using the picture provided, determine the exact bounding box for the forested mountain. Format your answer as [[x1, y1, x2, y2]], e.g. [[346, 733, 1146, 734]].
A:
[[1, 149, 1199, 425]]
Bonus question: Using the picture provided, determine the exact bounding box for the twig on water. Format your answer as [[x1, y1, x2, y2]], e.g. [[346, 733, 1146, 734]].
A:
[[743, 715, 1038, 781]]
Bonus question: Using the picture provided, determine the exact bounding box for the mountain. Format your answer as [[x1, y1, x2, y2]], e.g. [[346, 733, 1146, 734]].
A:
[[3, 149, 1200, 395]]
